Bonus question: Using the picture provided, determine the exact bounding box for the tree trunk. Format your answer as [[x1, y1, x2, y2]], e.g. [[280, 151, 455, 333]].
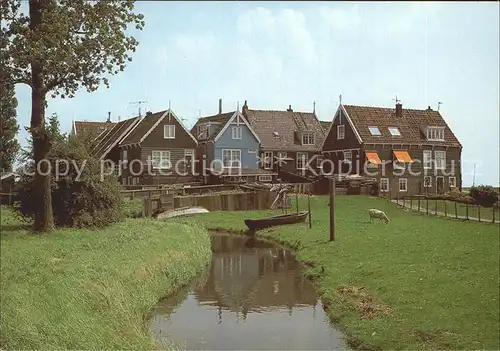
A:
[[30, 0, 54, 232]]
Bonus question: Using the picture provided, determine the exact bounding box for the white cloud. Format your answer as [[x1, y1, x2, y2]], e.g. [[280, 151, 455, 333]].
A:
[[320, 4, 361, 31], [169, 32, 219, 62]]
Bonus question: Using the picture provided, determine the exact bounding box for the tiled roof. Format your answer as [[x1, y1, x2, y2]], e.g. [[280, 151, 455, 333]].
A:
[[190, 112, 235, 141], [343, 105, 462, 147], [320, 121, 331, 131], [120, 111, 166, 146], [93, 117, 139, 158], [74, 121, 116, 135], [244, 109, 325, 151]]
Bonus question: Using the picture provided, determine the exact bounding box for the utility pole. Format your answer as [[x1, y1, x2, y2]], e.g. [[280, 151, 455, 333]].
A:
[[130, 100, 147, 117], [473, 163, 476, 186], [438, 101, 443, 111], [329, 177, 335, 241]]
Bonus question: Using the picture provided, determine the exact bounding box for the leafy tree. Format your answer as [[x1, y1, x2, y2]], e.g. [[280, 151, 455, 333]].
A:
[[0, 81, 20, 173], [1, 0, 144, 232]]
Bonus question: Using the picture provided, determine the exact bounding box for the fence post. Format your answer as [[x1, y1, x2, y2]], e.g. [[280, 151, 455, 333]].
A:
[[478, 205, 481, 222], [466, 203, 469, 220], [410, 197, 413, 210], [434, 199, 438, 215], [455, 201, 458, 219], [444, 200, 447, 217], [493, 207, 496, 223], [426, 197, 429, 215], [418, 197, 421, 213]]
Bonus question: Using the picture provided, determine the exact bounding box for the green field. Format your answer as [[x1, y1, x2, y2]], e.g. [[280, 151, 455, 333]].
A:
[[0, 207, 211, 350], [187, 195, 500, 350]]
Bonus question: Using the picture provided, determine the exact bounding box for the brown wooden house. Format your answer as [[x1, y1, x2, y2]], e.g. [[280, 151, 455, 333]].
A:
[[92, 109, 198, 186], [70, 113, 116, 138], [241, 101, 326, 178], [321, 102, 462, 198]]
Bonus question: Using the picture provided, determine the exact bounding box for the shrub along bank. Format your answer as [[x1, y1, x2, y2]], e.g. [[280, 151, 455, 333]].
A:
[[0, 206, 211, 350]]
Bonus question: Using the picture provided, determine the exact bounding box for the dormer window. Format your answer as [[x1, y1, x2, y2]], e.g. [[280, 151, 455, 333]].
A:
[[302, 132, 315, 145], [368, 126, 381, 136], [426, 126, 445, 141], [388, 127, 401, 136]]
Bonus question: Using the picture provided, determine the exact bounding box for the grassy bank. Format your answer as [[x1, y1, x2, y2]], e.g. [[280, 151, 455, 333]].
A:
[[191, 195, 500, 350], [0, 206, 211, 350]]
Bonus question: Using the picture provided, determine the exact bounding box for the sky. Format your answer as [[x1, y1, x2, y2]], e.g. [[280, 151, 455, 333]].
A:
[[14, 1, 499, 186]]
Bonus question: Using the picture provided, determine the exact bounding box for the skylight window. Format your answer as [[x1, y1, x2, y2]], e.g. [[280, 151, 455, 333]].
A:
[[368, 126, 381, 136], [388, 127, 401, 136]]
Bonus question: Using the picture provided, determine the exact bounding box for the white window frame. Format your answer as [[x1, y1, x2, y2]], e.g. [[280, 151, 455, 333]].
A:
[[398, 178, 408, 192], [380, 178, 389, 192], [388, 127, 401, 136], [197, 124, 209, 140], [164, 125, 175, 139], [231, 126, 242, 140], [122, 177, 126, 185], [301, 132, 315, 145], [122, 149, 128, 169], [277, 151, 287, 159], [296, 152, 309, 170], [258, 175, 272, 182], [337, 125, 345, 140], [368, 126, 381, 136], [423, 150, 432, 170], [262, 151, 273, 170], [343, 150, 352, 163], [184, 149, 195, 159], [426, 126, 445, 141], [316, 154, 323, 168], [424, 176, 432, 188], [222, 149, 241, 168], [434, 151, 446, 170], [449, 176, 456, 188], [151, 150, 171, 169]]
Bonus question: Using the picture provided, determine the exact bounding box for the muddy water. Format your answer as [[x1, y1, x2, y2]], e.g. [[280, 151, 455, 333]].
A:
[[149, 233, 347, 350]]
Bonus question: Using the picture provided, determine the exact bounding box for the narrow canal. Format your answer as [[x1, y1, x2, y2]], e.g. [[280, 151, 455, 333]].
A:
[[149, 233, 347, 350]]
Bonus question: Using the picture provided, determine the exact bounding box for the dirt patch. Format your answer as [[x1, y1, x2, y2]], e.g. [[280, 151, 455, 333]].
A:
[[337, 284, 391, 319]]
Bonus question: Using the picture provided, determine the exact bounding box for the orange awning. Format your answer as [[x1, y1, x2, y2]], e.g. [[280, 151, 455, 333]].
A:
[[393, 150, 413, 163], [366, 152, 382, 165]]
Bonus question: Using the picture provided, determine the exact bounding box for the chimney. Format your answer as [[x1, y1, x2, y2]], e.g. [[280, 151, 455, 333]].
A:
[[107, 111, 111, 123], [395, 102, 402, 117], [287, 104, 293, 112], [146, 111, 152, 116], [218, 98, 222, 114], [427, 106, 432, 111], [242, 100, 248, 117]]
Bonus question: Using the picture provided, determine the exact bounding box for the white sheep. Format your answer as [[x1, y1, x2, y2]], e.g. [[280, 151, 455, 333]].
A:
[[368, 209, 390, 224]]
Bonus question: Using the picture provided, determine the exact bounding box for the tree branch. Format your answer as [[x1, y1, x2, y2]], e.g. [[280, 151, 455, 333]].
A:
[[0, 77, 34, 90]]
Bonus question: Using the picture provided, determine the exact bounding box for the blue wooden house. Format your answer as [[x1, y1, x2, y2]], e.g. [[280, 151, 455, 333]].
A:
[[191, 99, 277, 183]]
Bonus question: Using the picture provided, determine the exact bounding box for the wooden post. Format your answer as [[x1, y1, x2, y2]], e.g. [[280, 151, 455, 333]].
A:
[[434, 199, 438, 215], [308, 190, 312, 229], [455, 201, 458, 219], [466, 203, 469, 220], [444, 200, 447, 217], [426, 197, 429, 215], [478, 205, 481, 222], [329, 178, 335, 241], [493, 207, 496, 223], [410, 197, 413, 211], [8, 184, 12, 205], [418, 197, 421, 213], [296, 190, 299, 214]]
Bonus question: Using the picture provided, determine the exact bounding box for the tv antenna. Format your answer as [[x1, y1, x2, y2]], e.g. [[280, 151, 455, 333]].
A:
[[130, 100, 147, 117], [393, 94, 401, 104], [437, 101, 443, 111]]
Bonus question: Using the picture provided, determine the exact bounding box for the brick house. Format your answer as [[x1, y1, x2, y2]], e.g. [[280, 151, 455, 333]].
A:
[[191, 99, 276, 184], [321, 102, 462, 198], [241, 101, 326, 177], [93, 109, 198, 186]]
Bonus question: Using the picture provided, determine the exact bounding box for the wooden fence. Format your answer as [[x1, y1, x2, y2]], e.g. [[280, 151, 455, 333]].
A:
[[393, 196, 499, 223], [121, 184, 241, 200], [174, 191, 275, 212]]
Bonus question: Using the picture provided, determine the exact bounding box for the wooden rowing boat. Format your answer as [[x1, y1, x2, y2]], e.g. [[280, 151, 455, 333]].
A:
[[155, 206, 209, 220], [244, 211, 309, 231]]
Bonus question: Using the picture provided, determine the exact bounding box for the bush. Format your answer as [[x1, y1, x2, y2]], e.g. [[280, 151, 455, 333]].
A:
[[14, 131, 124, 228], [469, 185, 499, 207], [429, 189, 476, 204]]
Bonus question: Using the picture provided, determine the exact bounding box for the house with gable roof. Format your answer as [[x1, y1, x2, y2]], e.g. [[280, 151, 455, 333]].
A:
[[191, 99, 276, 184], [241, 101, 326, 177], [70, 112, 116, 138], [322, 101, 462, 197], [92, 108, 199, 186]]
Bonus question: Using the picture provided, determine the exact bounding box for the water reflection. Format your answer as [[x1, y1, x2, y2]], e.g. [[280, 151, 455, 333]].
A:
[[149, 233, 347, 350]]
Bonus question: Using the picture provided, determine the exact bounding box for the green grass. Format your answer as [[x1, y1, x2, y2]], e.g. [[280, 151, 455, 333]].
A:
[[190, 195, 500, 350], [0, 206, 211, 350], [402, 198, 499, 221]]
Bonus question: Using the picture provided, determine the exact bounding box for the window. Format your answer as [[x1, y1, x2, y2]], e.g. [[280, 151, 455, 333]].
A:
[[133, 177, 139, 185], [426, 127, 445, 141], [122, 177, 126, 185], [222, 149, 241, 168], [151, 150, 171, 169], [337, 125, 345, 140], [302, 132, 315, 145], [258, 175, 272, 182], [231, 126, 242, 140], [368, 126, 381, 136], [184, 149, 194, 160], [127, 176, 132, 185], [197, 124, 209, 139], [297, 152, 308, 169], [449, 176, 456, 188], [424, 176, 432, 188], [423, 150, 432, 169], [122, 149, 128, 169], [277, 151, 287, 159], [399, 178, 407, 192], [316, 154, 323, 168], [380, 178, 389, 192], [263, 151, 273, 169], [164, 125, 175, 139], [434, 151, 446, 170], [388, 127, 401, 136], [344, 150, 352, 163]]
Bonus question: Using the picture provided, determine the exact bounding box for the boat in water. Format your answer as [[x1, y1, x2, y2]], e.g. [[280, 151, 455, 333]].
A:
[[244, 211, 309, 232], [155, 206, 209, 219]]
